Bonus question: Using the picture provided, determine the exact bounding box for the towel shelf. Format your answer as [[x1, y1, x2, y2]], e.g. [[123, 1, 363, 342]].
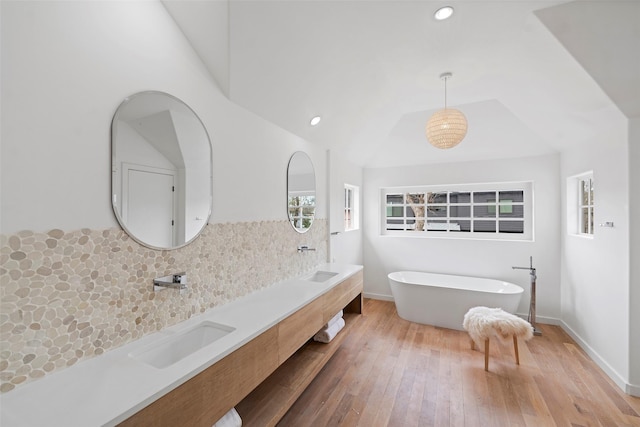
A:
[[236, 271, 363, 426], [235, 312, 360, 426]]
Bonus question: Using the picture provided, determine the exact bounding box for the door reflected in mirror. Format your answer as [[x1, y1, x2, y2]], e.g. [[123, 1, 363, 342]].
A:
[[287, 151, 316, 233], [111, 91, 212, 249]]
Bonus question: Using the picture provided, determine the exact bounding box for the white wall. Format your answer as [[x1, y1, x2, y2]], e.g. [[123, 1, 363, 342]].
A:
[[0, 0, 325, 235], [161, 0, 230, 97], [363, 153, 561, 320], [560, 133, 630, 392], [0, 0, 335, 394], [328, 150, 363, 265], [628, 117, 640, 395]]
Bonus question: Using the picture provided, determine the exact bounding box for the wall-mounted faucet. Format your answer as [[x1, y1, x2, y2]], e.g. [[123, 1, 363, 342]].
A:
[[154, 272, 188, 295], [297, 245, 316, 253], [512, 256, 541, 336]]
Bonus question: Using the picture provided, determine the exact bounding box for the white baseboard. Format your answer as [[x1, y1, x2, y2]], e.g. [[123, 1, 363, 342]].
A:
[[363, 292, 394, 302], [505, 315, 638, 397], [514, 312, 561, 326], [627, 383, 640, 397], [559, 320, 637, 397]]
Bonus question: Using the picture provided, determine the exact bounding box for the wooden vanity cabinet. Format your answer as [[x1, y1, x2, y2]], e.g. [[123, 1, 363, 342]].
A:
[[278, 297, 324, 363], [237, 270, 363, 426], [322, 270, 363, 322], [118, 270, 363, 427], [118, 326, 279, 427]]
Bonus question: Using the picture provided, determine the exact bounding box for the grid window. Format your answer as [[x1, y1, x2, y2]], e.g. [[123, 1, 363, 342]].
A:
[[579, 176, 594, 235], [344, 184, 360, 231], [383, 183, 531, 240]]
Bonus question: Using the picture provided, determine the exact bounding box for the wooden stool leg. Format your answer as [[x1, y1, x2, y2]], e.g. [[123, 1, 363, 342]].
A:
[[470, 338, 475, 350], [484, 338, 490, 371], [513, 335, 520, 365]]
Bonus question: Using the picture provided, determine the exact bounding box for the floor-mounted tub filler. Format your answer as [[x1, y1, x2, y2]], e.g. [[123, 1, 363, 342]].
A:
[[388, 271, 523, 331], [512, 256, 542, 336]]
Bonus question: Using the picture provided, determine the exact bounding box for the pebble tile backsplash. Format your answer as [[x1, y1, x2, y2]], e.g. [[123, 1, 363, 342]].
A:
[[0, 220, 326, 393]]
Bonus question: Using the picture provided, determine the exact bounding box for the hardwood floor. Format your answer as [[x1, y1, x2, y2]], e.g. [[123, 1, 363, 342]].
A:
[[278, 299, 640, 427]]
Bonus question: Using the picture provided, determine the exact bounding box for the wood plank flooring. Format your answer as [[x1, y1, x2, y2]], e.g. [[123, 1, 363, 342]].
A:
[[277, 299, 640, 427]]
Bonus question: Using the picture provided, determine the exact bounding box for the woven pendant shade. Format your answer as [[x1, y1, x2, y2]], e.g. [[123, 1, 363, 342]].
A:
[[426, 72, 467, 149], [426, 108, 468, 149]]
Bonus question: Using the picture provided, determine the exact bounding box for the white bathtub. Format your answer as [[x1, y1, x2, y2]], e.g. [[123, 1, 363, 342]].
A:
[[388, 271, 524, 331]]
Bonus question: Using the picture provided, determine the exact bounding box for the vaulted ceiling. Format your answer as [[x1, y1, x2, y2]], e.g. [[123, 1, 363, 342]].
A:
[[162, 0, 639, 167]]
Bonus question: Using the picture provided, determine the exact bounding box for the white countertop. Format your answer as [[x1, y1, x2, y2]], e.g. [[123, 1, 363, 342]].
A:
[[0, 263, 363, 427]]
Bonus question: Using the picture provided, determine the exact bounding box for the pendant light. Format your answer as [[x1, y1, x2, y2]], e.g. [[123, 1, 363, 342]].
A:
[[426, 72, 468, 149]]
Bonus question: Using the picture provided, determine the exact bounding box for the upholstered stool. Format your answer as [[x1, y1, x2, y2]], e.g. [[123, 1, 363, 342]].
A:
[[463, 306, 534, 371]]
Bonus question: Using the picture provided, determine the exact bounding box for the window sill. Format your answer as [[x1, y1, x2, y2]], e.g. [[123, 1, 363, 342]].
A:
[[380, 232, 533, 242], [568, 233, 594, 240]]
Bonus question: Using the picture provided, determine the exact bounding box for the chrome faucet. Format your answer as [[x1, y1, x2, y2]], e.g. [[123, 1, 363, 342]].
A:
[[297, 245, 316, 253], [154, 272, 188, 295], [512, 256, 541, 336]]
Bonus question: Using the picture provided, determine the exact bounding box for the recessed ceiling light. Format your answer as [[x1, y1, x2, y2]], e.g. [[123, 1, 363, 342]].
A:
[[310, 116, 321, 126], [434, 6, 454, 20]]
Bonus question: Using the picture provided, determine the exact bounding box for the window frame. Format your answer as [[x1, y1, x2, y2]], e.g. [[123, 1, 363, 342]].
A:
[[344, 183, 360, 232], [567, 171, 594, 239], [578, 174, 594, 236], [381, 181, 534, 241]]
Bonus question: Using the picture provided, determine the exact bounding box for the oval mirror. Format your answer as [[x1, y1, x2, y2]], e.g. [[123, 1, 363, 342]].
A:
[[287, 151, 316, 233], [111, 91, 212, 249]]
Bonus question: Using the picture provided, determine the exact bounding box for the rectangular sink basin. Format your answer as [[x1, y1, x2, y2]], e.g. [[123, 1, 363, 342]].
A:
[[131, 321, 235, 369], [305, 270, 339, 283]]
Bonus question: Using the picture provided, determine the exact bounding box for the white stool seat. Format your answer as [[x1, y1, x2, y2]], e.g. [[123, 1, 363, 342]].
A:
[[463, 306, 534, 371]]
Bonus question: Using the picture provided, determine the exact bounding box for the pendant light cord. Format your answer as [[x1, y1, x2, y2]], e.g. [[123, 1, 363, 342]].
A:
[[444, 76, 448, 109]]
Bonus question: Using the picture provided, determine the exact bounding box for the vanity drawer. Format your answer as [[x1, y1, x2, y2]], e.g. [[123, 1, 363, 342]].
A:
[[277, 296, 323, 363], [322, 270, 363, 322]]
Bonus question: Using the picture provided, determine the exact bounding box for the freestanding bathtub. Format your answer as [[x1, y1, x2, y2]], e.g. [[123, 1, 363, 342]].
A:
[[388, 271, 524, 331]]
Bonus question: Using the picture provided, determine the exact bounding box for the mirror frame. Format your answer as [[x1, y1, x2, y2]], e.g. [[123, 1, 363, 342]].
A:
[[110, 91, 213, 250], [286, 151, 316, 233]]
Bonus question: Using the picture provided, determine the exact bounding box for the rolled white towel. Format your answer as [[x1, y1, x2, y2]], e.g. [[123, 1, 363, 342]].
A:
[[325, 310, 344, 329], [213, 408, 242, 427], [313, 317, 346, 343]]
